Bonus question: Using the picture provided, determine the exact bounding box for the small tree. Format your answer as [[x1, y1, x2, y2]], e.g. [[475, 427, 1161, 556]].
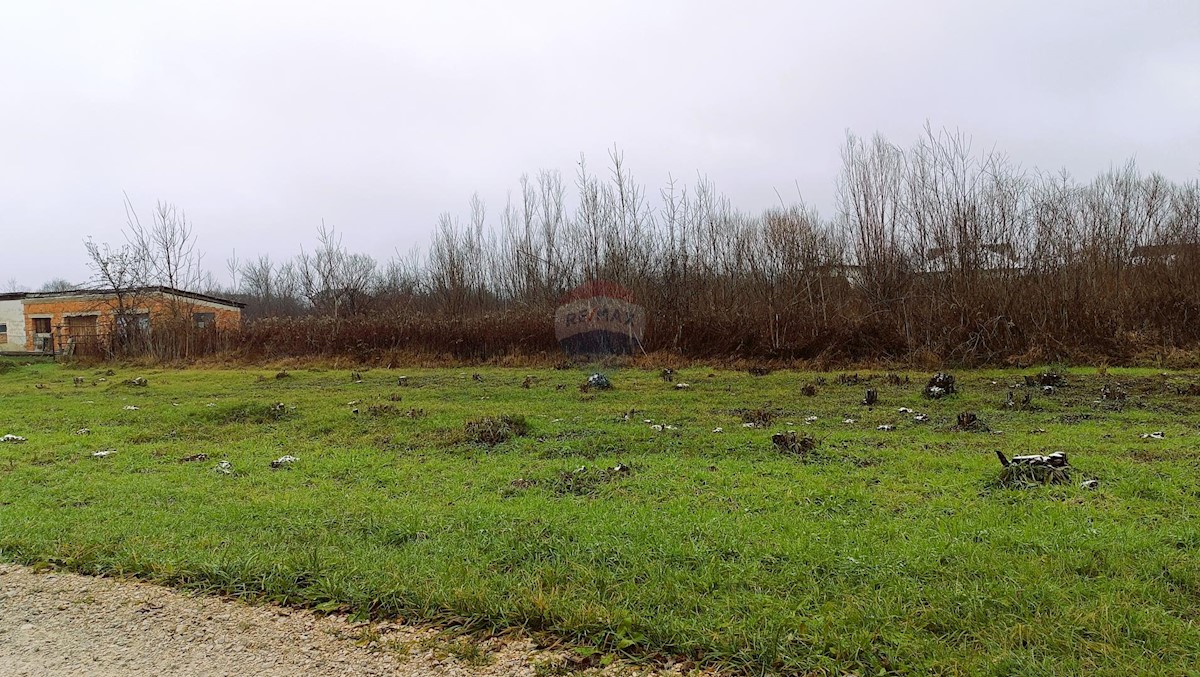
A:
[[124, 197, 205, 322], [84, 237, 148, 352], [84, 196, 209, 356]]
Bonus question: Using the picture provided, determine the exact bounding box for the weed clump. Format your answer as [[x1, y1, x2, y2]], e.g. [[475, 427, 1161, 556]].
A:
[[465, 414, 530, 446], [547, 463, 631, 496], [504, 464, 633, 497], [580, 373, 612, 392], [1101, 383, 1127, 401], [445, 638, 495, 667], [924, 373, 957, 398], [1028, 372, 1068, 388], [954, 411, 989, 432], [365, 404, 399, 417], [771, 431, 818, 458], [1173, 383, 1200, 396], [1004, 390, 1034, 410], [737, 405, 782, 428]]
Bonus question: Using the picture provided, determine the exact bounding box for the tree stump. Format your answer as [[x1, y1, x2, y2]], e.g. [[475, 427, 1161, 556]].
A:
[[993, 450, 1072, 487], [955, 411, 988, 432], [924, 373, 957, 398]]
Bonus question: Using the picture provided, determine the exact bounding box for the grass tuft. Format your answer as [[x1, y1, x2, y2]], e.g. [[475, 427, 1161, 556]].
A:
[[464, 414, 530, 446]]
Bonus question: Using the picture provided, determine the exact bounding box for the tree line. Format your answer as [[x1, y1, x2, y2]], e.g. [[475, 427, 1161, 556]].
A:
[[70, 127, 1200, 363]]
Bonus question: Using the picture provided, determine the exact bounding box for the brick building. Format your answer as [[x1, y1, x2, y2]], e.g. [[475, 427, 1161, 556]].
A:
[[0, 287, 244, 354]]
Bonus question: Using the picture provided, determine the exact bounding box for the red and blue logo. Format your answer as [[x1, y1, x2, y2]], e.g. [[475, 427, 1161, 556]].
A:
[[554, 280, 646, 357]]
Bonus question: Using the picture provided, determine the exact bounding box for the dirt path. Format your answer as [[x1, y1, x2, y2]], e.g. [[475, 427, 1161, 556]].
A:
[[0, 563, 663, 676]]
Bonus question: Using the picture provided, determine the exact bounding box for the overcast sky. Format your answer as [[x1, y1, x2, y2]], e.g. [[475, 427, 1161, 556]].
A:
[[2, 0, 1197, 289]]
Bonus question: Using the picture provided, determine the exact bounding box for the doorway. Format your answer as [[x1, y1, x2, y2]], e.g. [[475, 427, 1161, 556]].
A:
[[32, 317, 52, 352], [65, 315, 100, 355]]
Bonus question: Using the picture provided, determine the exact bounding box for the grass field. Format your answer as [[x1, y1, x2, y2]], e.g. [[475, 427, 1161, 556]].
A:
[[2, 358, 1199, 675]]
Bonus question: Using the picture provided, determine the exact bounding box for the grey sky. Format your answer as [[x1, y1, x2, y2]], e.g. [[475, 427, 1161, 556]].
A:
[[2, 0, 1197, 289]]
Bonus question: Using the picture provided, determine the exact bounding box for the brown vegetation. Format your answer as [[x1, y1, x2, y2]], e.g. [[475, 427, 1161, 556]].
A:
[[78, 128, 1200, 366]]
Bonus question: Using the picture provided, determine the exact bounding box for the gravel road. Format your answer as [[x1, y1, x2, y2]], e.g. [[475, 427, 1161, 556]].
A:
[[0, 563, 666, 676]]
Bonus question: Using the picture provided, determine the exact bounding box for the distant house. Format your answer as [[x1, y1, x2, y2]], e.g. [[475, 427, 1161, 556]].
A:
[[1130, 243, 1200, 265], [922, 243, 1022, 274], [0, 286, 244, 354]]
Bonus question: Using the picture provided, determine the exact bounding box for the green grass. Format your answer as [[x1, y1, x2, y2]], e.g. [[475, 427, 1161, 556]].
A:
[[2, 359, 1200, 674]]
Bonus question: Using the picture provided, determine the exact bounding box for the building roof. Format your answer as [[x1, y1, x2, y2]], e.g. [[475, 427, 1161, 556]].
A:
[[923, 243, 1023, 273], [0, 292, 29, 301], [18, 286, 246, 309], [927, 243, 1019, 263], [1131, 243, 1200, 259]]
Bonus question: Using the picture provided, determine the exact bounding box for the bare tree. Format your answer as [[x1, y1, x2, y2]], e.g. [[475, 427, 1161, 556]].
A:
[[84, 236, 149, 350], [296, 223, 379, 318], [837, 132, 909, 308], [123, 197, 205, 322], [226, 249, 240, 291], [39, 279, 77, 292]]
